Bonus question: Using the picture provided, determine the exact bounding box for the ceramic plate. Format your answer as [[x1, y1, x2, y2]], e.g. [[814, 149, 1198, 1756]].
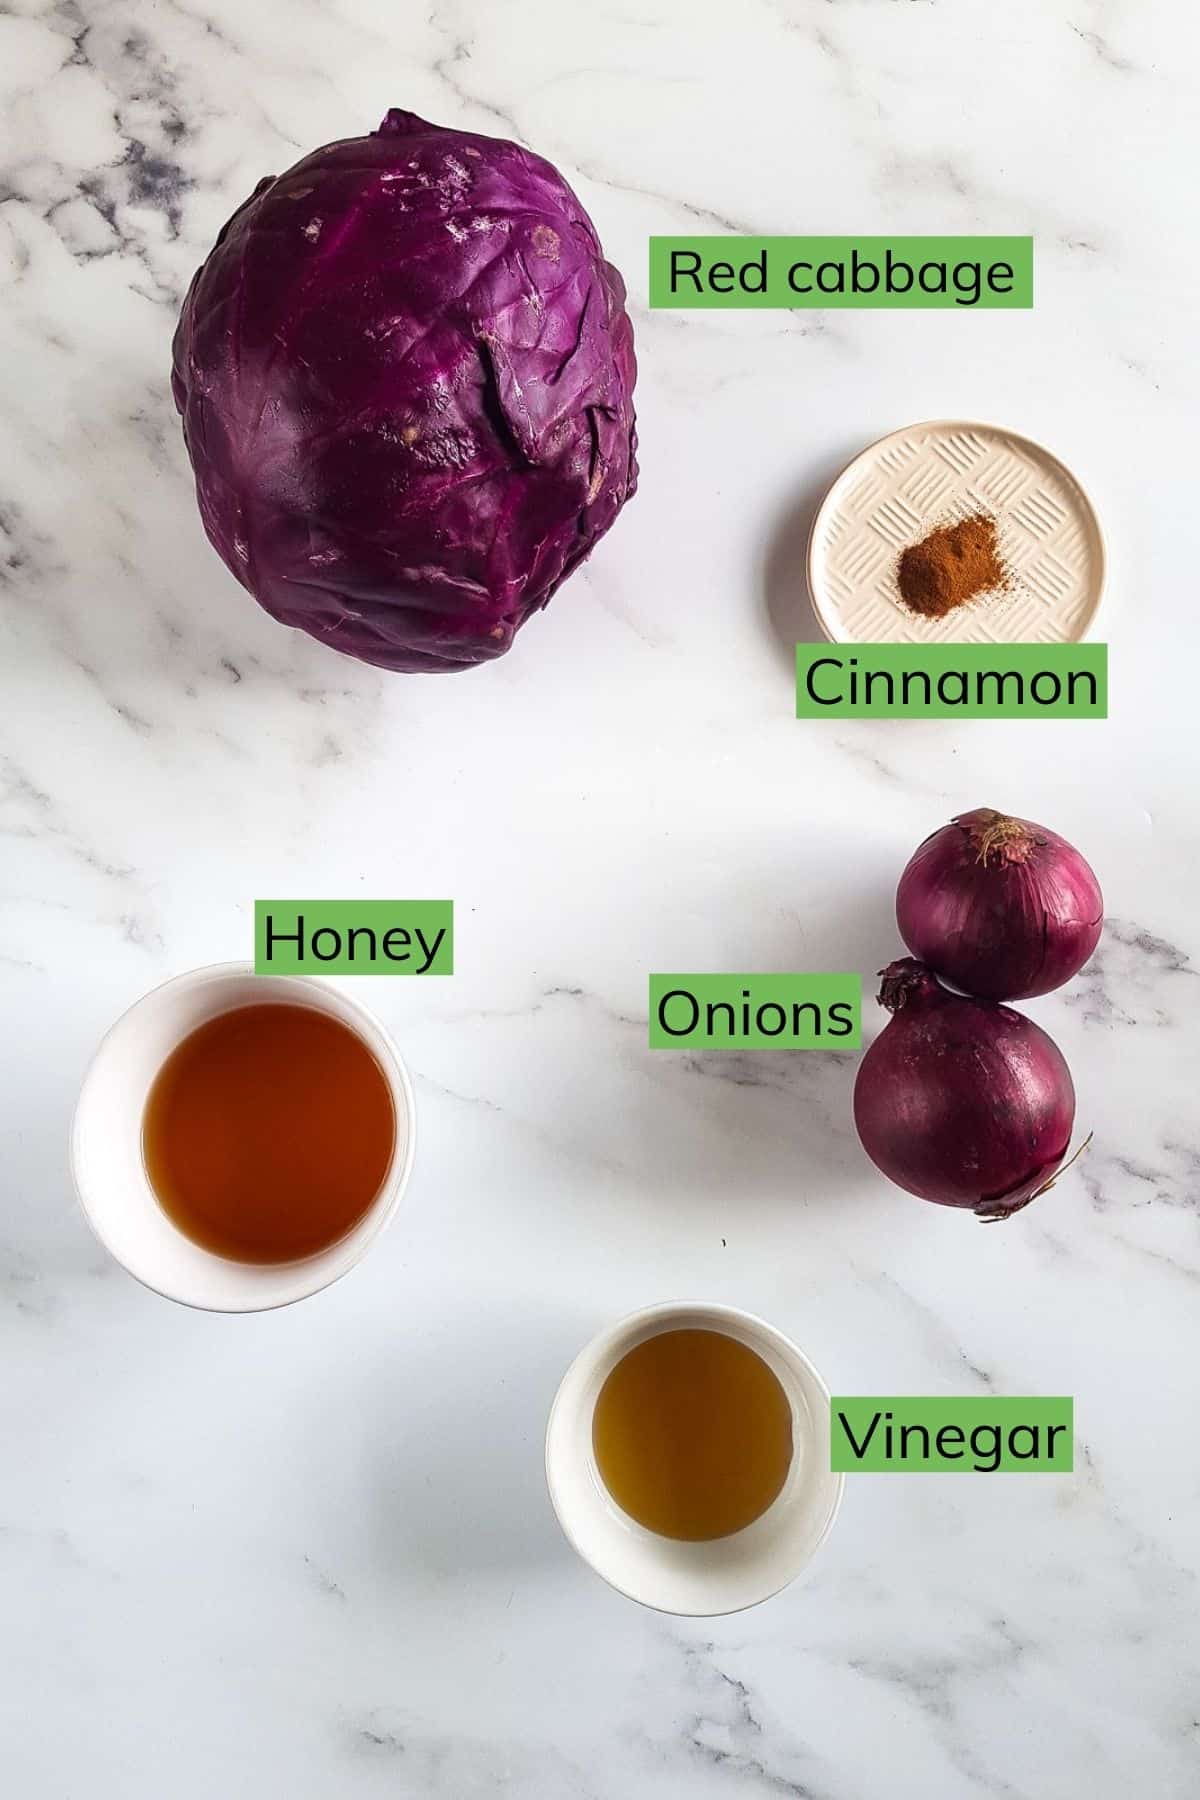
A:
[[806, 420, 1105, 645]]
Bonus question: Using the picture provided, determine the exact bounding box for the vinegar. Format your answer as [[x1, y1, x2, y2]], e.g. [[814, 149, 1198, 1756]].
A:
[[592, 1328, 794, 1541], [142, 1003, 395, 1264]]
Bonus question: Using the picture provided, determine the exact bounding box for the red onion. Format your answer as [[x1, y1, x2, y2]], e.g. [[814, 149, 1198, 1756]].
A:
[[896, 807, 1103, 1001], [853, 960, 1077, 1220]]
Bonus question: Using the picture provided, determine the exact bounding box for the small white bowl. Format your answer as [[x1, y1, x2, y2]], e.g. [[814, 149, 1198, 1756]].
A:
[[545, 1302, 843, 1615], [71, 963, 416, 1312]]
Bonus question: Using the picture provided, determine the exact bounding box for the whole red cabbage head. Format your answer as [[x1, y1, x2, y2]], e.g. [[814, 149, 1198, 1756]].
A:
[[172, 109, 638, 672]]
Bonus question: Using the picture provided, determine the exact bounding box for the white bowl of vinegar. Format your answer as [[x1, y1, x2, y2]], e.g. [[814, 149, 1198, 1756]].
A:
[[545, 1301, 843, 1615]]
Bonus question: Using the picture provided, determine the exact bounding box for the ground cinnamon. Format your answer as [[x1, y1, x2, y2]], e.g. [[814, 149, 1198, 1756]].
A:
[[896, 513, 1004, 618]]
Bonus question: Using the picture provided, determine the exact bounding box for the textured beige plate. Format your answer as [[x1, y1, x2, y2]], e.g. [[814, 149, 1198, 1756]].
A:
[[806, 420, 1105, 644]]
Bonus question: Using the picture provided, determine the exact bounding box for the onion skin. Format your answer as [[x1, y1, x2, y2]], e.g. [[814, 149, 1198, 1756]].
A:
[[853, 960, 1076, 1220], [896, 808, 1103, 1001]]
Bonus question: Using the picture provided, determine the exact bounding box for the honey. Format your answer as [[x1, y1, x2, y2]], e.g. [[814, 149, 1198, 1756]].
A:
[[142, 1003, 395, 1264]]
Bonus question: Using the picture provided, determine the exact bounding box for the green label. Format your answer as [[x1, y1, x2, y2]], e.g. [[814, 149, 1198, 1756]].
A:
[[796, 644, 1106, 719], [649, 237, 1033, 309], [254, 901, 453, 976], [831, 1398, 1074, 1473], [648, 974, 861, 1049]]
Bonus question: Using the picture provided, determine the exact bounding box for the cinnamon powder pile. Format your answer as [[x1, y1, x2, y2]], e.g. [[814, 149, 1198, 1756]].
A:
[[897, 514, 1005, 618]]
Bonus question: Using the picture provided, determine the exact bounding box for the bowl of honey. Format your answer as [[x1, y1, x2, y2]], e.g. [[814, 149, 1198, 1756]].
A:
[[71, 964, 415, 1310]]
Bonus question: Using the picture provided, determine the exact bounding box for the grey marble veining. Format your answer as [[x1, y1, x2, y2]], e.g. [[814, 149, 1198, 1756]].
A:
[[2, 1, 1199, 1795]]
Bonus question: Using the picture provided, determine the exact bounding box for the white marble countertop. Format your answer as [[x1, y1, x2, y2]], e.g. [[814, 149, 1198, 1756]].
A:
[[3, 1, 1198, 1794]]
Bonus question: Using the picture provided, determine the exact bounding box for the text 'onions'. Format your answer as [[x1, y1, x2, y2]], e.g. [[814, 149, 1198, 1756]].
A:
[[852, 960, 1077, 1221], [896, 808, 1103, 1001]]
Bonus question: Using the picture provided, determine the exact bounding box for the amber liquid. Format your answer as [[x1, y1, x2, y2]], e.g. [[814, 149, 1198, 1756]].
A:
[[142, 1003, 396, 1264], [592, 1328, 794, 1542]]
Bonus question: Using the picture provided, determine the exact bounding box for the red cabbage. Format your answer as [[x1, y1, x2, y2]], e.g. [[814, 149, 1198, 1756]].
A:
[[172, 110, 638, 672]]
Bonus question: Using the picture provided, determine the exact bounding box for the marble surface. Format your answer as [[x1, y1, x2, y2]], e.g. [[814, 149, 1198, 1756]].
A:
[[2, 0, 1198, 1794]]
